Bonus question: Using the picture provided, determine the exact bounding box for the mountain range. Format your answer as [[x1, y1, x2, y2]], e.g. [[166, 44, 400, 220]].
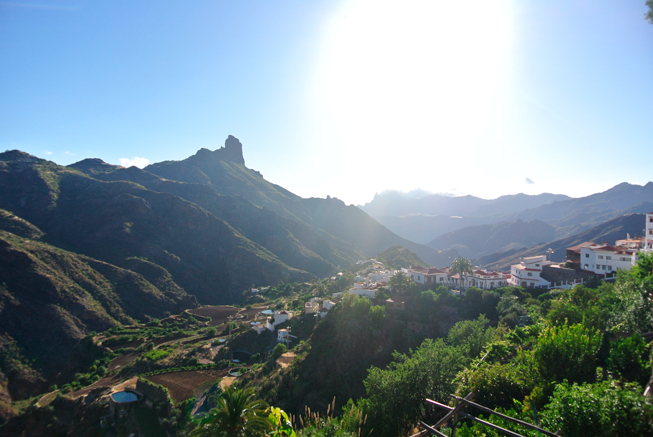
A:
[[361, 184, 653, 258], [0, 137, 457, 399], [2, 135, 652, 411]]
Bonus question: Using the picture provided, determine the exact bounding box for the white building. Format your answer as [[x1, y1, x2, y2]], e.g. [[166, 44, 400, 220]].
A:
[[349, 282, 378, 299], [403, 266, 449, 287], [304, 301, 319, 314], [277, 329, 296, 344], [266, 310, 293, 331], [251, 323, 266, 334], [508, 255, 551, 288], [579, 244, 638, 275], [645, 212, 653, 252], [469, 269, 509, 289]]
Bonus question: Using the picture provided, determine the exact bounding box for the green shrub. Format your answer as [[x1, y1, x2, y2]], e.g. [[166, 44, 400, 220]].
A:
[[144, 349, 171, 361], [541, 381, 653, 437], [607, 333, 652, 386], [272, 343, 287, 359], [533, 323, 602, 384]]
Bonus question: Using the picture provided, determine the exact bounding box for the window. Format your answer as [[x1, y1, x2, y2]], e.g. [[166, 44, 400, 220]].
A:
[[608, 266, 612, 271], [606, 256, 611, 260], [527, 272, 533, 276], [585, 253, 590, 258], [598, 255, 604, 259], [584, 264, 589, 269], [535, 264, 540, 267], [439, 277, 443, 281], [601, 265, 606, 270]]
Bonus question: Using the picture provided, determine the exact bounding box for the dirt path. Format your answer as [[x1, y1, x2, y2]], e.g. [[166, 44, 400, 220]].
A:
[[276, 352, 296, 368], [220, 376, 237, 390]]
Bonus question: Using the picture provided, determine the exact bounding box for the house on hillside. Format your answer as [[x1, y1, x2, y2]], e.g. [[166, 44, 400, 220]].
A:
[[404, 266, 449, 286], [578, 244, 638, 276], [508, 255, 551, 288], [565, 213, 653, 275], [251, 323, 266, 334], [645, 212, 653, 252], [277, 329, 296, 344], [349, 282, 378, 299], [265, 310, 293, 331], [566, 242, 597, 268], [304, 301, 320, 314], [469, 269, 509, 289]]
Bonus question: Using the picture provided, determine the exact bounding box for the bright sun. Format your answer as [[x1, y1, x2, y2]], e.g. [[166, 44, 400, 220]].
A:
[[314, 0, 513, 201]]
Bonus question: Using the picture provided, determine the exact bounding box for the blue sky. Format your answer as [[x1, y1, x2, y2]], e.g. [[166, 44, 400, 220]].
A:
[[1, 1, 652, 205]]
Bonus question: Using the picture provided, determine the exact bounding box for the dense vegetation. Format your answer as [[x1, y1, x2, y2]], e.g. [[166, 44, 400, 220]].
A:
[[231, 254, 653, 436], [3, 251, 653, 435]]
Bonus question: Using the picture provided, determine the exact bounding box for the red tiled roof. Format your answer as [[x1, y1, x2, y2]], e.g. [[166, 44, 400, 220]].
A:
[[567, 241, 596, 252]]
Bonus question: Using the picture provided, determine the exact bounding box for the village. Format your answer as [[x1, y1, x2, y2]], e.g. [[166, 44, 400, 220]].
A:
[[245, 212, 653, 343]]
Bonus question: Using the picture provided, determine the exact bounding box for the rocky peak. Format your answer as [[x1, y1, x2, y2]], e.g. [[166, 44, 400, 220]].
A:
[[221, 135, 245, 165], [189, 135, 245, 166]]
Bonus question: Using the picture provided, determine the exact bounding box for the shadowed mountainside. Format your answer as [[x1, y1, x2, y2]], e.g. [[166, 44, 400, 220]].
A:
[[0, 211, 197, 412], [427, 219, 556, 258]]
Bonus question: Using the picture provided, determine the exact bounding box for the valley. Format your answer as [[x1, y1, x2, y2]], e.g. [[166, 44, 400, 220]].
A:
[[1, 139, 653, 436]]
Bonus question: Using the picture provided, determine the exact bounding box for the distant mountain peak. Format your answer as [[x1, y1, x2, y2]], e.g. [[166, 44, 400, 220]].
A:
[[0, 150, 46, 164], [68, 158, 119, 175], [190, 135, 245, 166]]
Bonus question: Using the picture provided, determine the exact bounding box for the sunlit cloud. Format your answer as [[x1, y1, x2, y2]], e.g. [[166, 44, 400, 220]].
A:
[[120, 157, 150, 168], [525, 178, 535, 185], [64, 151, 76, 156], [45, 149, 53, 155]]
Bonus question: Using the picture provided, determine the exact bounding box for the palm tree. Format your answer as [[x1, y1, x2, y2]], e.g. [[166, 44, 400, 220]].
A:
[[449, 257, 474, 289], [190, 387, 272, 437], [388, 271, 412, 293]]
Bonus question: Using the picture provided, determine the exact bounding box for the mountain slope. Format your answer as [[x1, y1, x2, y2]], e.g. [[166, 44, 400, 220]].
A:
[[427, 219, 556, 258], [513, 183, 653, 228], [359, 191, 570, 243], [71, 162, 356, 278], [0, 152, 313, 304], [0, 217, 198, 407]]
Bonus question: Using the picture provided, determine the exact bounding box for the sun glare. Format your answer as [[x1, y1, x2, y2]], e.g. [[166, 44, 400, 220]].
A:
[[315, 0, 513, 201]]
